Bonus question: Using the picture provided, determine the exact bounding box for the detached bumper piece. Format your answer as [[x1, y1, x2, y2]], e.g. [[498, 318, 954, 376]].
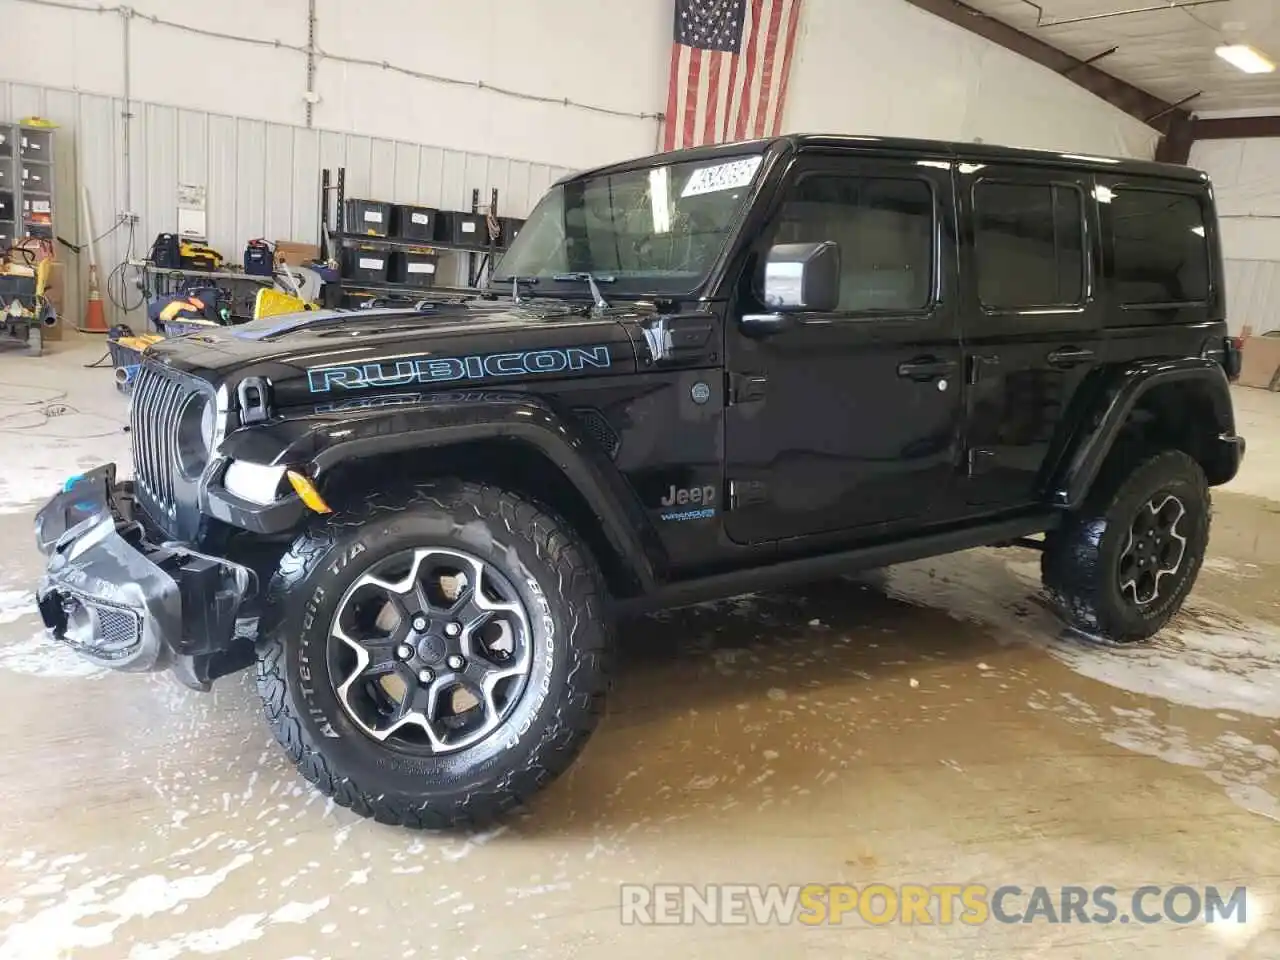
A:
[[34, 464, 254, 690]]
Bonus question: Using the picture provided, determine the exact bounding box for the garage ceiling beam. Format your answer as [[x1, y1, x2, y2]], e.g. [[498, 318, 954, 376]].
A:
[[1155, 112, 1196, 164], [899, 0, 1189, 136], [1192, 116, 1280, 141], [1062, 46, 1119, 76]]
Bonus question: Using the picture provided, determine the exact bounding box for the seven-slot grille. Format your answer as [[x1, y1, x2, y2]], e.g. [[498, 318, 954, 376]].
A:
[[129, 363, 193, 518]]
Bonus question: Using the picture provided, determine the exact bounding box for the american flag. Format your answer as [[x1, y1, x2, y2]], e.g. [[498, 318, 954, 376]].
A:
[[664, 0, 804, 152]]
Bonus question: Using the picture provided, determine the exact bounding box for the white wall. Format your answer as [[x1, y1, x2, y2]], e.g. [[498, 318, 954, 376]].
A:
[[783, 0, 1159, 158], [1191, 138, 1280, 262], [7, 0, 669, 170], [311, 0, 669, 167], [7, 0, 1161, 173], [1190, 138, 1280, 335]]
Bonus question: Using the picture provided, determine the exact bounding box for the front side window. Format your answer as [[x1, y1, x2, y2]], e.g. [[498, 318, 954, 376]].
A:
[[1111, 189, 1210, 305], [975, 181, 1085, 310], [493, 154, 764, 296], [769, 174, 935, 312]]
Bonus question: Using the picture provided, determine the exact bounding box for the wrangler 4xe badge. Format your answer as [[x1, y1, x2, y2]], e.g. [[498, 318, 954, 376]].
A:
[[306, 345, 612, 393], [659, 484, 717, 522]]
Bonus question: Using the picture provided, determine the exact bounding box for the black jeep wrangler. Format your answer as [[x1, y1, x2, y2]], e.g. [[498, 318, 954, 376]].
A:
[[34, 135, 1244, 829]]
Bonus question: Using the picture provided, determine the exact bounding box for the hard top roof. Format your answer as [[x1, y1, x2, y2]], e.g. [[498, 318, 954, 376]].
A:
[[560, 133, 1207, 185]]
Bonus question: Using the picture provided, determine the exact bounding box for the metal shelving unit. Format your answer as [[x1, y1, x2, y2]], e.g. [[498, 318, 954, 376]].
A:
[[10, 125, 55, 245], [321, 168, 505, 306], [328, 232, 494, 256], [0, 123, 18, 250]]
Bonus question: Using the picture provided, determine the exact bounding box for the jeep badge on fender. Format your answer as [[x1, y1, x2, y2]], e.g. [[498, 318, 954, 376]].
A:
[[31, 135, 1244, 831], [661, 484, 716, 507]]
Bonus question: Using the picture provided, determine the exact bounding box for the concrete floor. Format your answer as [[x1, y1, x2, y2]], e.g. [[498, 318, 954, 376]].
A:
[[1, 340, 1278, 959]]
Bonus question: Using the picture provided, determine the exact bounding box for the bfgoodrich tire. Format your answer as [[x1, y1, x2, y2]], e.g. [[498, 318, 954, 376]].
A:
[[256, 480, 612, 829], [1041, 450, 1210, 643]]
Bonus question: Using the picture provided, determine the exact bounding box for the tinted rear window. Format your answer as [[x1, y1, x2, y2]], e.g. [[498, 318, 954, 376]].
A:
[[1111, 189, 1210, 305], [974, 182, 1085, 309]]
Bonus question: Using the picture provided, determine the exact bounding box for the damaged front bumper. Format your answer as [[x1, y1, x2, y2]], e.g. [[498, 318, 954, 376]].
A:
[[33, 464, 255, 690]]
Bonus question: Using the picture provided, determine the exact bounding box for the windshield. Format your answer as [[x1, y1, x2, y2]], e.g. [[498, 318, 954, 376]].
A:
[[494, 153, 764, 296]]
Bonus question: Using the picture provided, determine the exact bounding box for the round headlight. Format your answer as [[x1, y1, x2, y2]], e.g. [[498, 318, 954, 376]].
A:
[[177, 393, 214, 479], [200, 396, 216, 450]]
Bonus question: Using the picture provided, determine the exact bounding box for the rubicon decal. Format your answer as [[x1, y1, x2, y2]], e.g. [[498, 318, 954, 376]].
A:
[[307, 345, 612, 393]]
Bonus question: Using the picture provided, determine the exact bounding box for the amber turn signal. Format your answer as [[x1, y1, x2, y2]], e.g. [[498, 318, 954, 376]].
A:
[[286, 469, 332, 514]]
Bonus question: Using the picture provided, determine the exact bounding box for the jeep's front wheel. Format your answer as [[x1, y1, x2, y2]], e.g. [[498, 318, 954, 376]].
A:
[[256, 481, 611, 829], [1041, 450, 1210, 643]]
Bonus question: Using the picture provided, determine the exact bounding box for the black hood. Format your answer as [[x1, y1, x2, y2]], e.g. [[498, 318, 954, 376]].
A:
[[145, 301, 641, 410]]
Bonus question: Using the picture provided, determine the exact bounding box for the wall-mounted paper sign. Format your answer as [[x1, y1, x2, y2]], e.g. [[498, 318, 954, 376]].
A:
[[177, 183, 207, 241]]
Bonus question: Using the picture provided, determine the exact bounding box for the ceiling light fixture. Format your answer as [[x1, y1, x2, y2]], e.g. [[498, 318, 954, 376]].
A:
[[1215, 44, 1276, 75]]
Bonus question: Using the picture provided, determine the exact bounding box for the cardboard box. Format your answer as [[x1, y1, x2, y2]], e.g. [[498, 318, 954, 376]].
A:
[[275, 240, 320, 267], [1238, 335, 1280, 390], [5, 238, 43, 270]]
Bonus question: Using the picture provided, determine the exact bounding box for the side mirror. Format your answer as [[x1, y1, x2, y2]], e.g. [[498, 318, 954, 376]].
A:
[[764, 241, 840, 311], [742, 241, 840, 336]]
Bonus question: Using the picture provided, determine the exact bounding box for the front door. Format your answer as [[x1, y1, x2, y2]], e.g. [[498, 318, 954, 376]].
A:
[[954, 164, 1104, 510], [723, 153, 963, 546]]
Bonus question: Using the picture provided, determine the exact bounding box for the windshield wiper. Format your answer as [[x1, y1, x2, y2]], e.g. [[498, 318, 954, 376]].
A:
[[500, 275, 540, 304], [552, 272, 615, 311]]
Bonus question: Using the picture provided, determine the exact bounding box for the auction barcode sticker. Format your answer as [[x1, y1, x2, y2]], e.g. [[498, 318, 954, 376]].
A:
[[681, 156, 763, 198]]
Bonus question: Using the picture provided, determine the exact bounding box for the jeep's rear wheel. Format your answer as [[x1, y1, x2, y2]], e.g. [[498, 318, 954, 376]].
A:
[[1041, 450, 1210, 643], [256, 480, 612, 829]]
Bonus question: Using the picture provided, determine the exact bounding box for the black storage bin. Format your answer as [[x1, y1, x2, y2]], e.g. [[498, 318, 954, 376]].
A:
[[500, 217, 526, 247], [392, 204, 437, 241], [0, 192, 12, 221], [22, 164, 50, 191], [389, 250, 439, 288], [343, 199, 392, 237], [437, 211, 487, 247], [341, 246, 389, 282]]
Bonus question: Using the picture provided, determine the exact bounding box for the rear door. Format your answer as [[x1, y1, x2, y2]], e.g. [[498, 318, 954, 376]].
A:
[[954, 163, 1104, 510]]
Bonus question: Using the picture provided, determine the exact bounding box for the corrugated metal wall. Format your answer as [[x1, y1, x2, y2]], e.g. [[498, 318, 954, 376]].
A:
[[1224, 259, 1280, 337], [2, 81, 572, 327]]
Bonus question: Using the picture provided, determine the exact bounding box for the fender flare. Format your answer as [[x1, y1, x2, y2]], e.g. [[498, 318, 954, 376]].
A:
[[1050, 357, 1242, 510], [219, 391, 664, 594]]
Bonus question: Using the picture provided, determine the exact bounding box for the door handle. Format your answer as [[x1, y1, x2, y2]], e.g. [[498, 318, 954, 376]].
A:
[[1047, 347, 1095, 368], [740, 312, 797, 337], [897, 356, 957, 382]]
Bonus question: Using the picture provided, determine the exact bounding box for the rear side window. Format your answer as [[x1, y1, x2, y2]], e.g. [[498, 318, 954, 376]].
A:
[[771, 174, 935, 312], [974, 182, 1085, 309], [1111, 189, 1210, 305]]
